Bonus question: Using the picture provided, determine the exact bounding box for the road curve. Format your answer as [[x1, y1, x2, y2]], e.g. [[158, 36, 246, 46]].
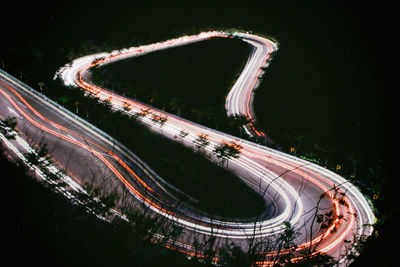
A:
[[2, 31, 375, 265]]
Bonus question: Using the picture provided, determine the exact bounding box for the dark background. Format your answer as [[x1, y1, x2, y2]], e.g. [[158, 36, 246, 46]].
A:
[[1, 0, 397, 266]]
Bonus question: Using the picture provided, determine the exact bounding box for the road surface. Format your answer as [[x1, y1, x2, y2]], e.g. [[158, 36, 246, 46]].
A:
[[1, 31, 375, 265]]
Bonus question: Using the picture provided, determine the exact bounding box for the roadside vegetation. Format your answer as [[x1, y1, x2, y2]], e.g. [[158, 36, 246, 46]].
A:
[[0, 117, 18, 139]]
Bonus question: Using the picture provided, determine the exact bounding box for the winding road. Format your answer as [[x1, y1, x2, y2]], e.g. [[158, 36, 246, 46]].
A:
[[1, 31, 375, 265]]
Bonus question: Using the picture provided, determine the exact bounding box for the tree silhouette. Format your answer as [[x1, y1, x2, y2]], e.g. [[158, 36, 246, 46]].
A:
[[213, 141, 243, 166], [193, 134, 210, 150]]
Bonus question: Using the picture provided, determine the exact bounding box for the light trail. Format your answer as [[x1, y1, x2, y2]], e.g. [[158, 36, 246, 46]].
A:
[[0, 30, 375, 265]]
